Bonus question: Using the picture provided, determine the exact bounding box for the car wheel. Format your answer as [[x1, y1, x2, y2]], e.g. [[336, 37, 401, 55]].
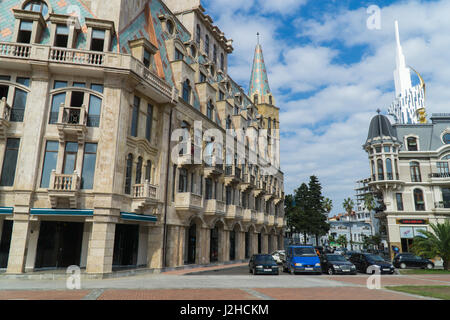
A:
[[426, 263, 434, 270], [327, 267, 334, 275], [400, 263, 407, 269]]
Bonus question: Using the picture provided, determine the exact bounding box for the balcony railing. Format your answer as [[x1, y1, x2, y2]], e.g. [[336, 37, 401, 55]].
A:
[[435, 201, 450, 209], [132, 181, 158, 200], [49, 171, 80, 191], [49, 47, 105, 66], [429, 173, 450, 179], [0, 42, 31, 58], [59, 104, 87, 126]]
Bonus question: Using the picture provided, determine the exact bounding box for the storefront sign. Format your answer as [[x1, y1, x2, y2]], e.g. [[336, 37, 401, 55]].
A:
[[400, 226, 414, 239], [397, 219, 428, 225]]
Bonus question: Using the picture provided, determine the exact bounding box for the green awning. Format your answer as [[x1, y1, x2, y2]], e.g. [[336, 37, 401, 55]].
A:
[[30, 208, 94, 216], [120, 212, 157, 222], [0, 207, 13, 215]]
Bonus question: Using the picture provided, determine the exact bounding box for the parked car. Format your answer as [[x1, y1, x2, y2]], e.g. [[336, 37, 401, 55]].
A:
[[393, 253, 434, 269], [249, 254, 279, 275], [271, 250, 285, 265], [320, 254, 357, 275], [334, 248, 347, 255], [283, 245, 321, 275], [349, 253, 395, 274], [343, 251, 359, 260]]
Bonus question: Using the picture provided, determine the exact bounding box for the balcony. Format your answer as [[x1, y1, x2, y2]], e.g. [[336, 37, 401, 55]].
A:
[[204, 199, 226, 216], [175, 192, 203, 212], [429, 173, 450, 185], [48, 170, 80, 208], [225, 204, 242, 220], [0, 42, 31, 59], [240, 173, 255, 191], [0, 97, 11, 141], [255, 211, 264, 224], [49, 47, 105, 66], [131, 181, 159, 213], [253, 181, 266, 198], [224, 166, 241, 186], [434, 201, 450, 211], [242, 208, 256, 222], [204, 159, 223, 178], [275, 216, 285, 227], [56, 104, 87, 143], [267, 215, 275, 226]]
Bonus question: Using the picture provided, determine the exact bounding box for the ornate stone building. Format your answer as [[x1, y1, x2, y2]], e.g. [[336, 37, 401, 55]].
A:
[[0, 0, 285, 275]]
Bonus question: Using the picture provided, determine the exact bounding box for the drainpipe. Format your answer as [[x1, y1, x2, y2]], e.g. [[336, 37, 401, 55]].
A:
[[162, 107, 173, 268]]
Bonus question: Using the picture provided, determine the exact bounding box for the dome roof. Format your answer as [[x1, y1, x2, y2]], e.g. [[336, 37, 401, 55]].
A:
[[367, 114, 397, 143]]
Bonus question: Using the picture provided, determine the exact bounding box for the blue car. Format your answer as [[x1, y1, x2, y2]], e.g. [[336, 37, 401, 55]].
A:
[[283, 245, 322, 275]]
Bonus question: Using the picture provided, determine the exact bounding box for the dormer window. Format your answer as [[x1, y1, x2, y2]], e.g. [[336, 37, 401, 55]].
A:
[[24, 1, 48, 16], [175, 48, 184, 61], [18, 21, 33, 44], [55, 25, 69, 47], [128, 38, 158, 70], [91, 29, 105, 52], [407, 137, 418, 151], [143, 49, 151, 68]]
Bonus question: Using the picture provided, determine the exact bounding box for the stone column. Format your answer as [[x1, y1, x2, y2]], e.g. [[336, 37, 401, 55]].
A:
[[165, 225, 179, 267], [262, 233, 269, 254], [252, 232, 258, 255], [148, 225, 164, 269], [273, 234, 278, 253], [237, 231, 245, 260], [6, 213, 30, 274], [198, 226, 210, 265], [86, 211, 117, 274], [178, 226, 185, 266], [220, 229, 229, 262], [25, 221, 40, 272]]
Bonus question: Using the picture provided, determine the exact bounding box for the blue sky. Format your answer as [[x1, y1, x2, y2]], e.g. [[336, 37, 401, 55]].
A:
[[201, 0, 450, 215]]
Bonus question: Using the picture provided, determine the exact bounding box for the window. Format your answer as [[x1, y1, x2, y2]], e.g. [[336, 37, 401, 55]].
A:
[[219, 91, 224, 101], [220, 53, 225, 70], [49, 92, 66, 124], [443, 133, 450, 144], [146, 104, 153, 141], [190, 173, 195, 193], [205, 35, 209, 56], [407, 137, 418, 151], [384, 146, 390, 153], [55, 25, 69, 47], [24, 1, 48, 15], [395, 159, 399, 180], [63, 142, 78, 174], [179, 168, 188, 193], [40, 141, 59, 188], [17, 77, 30, 87], [207, 101, 214, 120], [377, 159, 384, 180], [200, 72, 206, 83], [145, 160, 152, 182], [386, 158, 393, 180], [18, 21, 33, 44], [441, 188, 450, 208], [375, 146, 381, 153], [143, 49, 151, 68], [81, 143, 97, 189], [11, 88, 28, 122], [166, 20, 174, 35], [437, 162, 449, 175], [175, 48, 184, 61], [410, 161, 421, 182], [54, 80, 67, 89], [135, 157, 143, 184], [396, 193, 404, 211], [226, 116, 232, 130], [413, 189, 425, 211], [196, 24, 201, 45], [213, 45, 217, 63], [87, 95, 102, 127], [131, 96, 140, 137], [182, 80, 191, 103], [91, 29, 105, 52], [172, 164, 176, 201], [234, 106, 239, 116], [205, 178, 213, 199], [0, 139, 20, 187], [125, 154, 133, 194], [269, 95, 273, 105]]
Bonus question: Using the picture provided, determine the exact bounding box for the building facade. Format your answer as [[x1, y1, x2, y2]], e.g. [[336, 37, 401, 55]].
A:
[[0, 0, 285, 275]]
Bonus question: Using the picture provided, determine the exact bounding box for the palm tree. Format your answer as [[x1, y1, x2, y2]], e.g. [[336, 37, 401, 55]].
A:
[[323, 198, 333, 214], [411, 221, 450, 270], [336, 234, 348, 248], [342, 198, 354, 215]]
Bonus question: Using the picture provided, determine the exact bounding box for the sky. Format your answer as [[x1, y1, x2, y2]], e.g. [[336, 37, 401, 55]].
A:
[[201, 0, 450, 216]]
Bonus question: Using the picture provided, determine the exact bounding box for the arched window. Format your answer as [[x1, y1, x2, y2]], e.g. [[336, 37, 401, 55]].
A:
[[205, 35, 209, 56], [166, 19, 174, 35], [407, 137, 418, 151], [145, 160, 152, 182], [196, 24, 201, 45], [414, 189, 425, 211], [410, 161, 421, 182], [377, 159, 384, 181], [207, 100, 214, 120], [220, 53, 225, 70], [269, 95, 273, 105], [386, 158, 393, 180], [182, 79, 191, 103], [24, 0, 48, 15], [135, 156, 143, 184], [125, 154, 133, 194]]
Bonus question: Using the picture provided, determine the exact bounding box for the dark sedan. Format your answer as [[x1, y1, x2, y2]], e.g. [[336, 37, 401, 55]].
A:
[[349, 253, 395, 274], [393, 253, 434, 269], [320, 254, 357, 275], [249, 254, 279, 275]]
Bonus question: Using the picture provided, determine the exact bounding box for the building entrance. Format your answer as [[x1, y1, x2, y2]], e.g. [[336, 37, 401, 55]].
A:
[[186, 224, 196, 264], [0, 220, 13, 268], [35, 221, 84, 269], [113, 224, 139, 267], [401, 238, 414, 253], [210, 226, 219, 262]]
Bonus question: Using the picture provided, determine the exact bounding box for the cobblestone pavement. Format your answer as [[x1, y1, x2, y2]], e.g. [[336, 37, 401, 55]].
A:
[[0, 264, 447, 300]]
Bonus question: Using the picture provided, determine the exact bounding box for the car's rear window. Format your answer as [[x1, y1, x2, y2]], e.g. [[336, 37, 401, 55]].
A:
[[254, 256, 275, 264], [292, 247, 316, 256]]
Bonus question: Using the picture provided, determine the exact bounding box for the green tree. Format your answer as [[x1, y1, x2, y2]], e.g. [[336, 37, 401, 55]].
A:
[[294, 183, 313, 244], [323, 198, 333, 214], [336, 234, 348, 248], [411, 221, 450, 270], [364, 193, 376, 213], [328, 234, 336, 244], [342, 198, 355, 215], [308, 176, 330, 245]]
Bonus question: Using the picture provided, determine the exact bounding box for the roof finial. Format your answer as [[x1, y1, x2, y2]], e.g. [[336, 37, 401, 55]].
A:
[[257, 32, 260, 45], [376, 108, 381, 114]]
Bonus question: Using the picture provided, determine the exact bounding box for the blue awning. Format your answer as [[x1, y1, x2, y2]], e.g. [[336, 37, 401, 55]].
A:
[[0, 207, 13, 215], [120, 212, 157, 222], [30, 208, 94, 217]]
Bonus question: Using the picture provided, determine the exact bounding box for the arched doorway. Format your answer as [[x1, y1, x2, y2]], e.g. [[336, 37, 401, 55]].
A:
[[185, 223, 196, 264], [257, 233, 262, 254], [229, 228, 236, 260], [245, 231, 250, 259], [210, 225, 219, 263]]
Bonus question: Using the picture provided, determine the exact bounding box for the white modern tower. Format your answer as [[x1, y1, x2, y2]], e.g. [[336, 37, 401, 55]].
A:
[[388, 21, 426, 124]]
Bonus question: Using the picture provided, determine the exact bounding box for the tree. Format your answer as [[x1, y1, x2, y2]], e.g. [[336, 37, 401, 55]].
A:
[[308, 176, 330, 245], [364, 193, 376, 213], [328, 234, 336, 244], [323, 198, 333, 214], [336, 234, 348, 248], [342, 198, 355, 215], [294, 183, 313, 244], [411, 221, 450, 270]]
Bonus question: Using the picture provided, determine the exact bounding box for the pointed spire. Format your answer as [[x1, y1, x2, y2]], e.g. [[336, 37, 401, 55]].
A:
[[393, 20, 412, 97], [249, 33, 272, 104]]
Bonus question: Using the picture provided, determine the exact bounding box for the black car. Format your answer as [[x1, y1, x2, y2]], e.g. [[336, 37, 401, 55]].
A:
[[320, 254, 357, 275], [349, 253, 395, 274], [393, 253, 434, 269], [249, 254, 279, 275]]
